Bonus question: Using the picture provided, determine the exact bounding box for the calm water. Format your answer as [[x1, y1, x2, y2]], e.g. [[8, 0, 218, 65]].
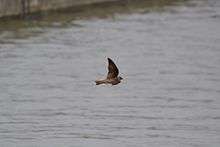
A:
[[0, 0, 220, 147]]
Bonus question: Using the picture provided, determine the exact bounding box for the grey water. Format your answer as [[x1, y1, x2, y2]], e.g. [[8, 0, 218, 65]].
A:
[[0, 0, 220, 147]]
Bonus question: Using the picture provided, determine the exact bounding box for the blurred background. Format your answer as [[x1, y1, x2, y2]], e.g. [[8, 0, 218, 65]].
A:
[[0, 0, 220, 147]]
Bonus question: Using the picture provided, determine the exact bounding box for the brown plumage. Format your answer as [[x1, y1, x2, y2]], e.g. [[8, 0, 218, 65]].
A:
[[95, 58, 123, 85]]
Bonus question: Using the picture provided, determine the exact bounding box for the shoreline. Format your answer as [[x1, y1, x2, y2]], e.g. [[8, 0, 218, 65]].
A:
[[0, 0, 128, 19]]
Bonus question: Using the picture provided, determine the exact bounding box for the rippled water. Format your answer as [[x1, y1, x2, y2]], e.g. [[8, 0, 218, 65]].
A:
[[0, 0, 220, 147]]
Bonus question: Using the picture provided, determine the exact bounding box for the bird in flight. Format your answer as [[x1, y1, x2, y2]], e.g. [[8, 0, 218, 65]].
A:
[[95, 58, 123, 85]]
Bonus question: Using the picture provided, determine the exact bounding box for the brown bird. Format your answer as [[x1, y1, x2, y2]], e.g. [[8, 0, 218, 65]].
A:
[[95, 58, 123, 85]]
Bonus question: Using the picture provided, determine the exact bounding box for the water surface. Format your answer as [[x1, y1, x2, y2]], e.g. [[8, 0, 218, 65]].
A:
[[0, 0, 220, 147]]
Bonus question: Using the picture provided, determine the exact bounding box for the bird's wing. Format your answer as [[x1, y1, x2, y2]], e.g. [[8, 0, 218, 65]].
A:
[[107, 58, 119, 79]]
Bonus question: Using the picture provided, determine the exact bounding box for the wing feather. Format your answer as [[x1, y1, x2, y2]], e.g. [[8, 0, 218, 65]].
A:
[[107, 58, 119, 79]]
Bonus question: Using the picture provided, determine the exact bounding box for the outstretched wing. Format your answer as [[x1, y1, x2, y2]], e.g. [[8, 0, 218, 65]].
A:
[[107, 58, 119, 79]]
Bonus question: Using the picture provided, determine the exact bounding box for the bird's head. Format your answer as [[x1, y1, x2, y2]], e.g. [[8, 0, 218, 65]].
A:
[[119, 76, 123, 80]]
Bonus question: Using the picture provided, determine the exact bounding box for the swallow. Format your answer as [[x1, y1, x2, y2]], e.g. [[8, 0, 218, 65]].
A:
[[95, 58, 123, 85]]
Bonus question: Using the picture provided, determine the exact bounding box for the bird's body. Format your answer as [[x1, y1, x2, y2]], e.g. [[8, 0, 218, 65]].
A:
[[95, 77, 122, 85], [95, 58, 123, 85]]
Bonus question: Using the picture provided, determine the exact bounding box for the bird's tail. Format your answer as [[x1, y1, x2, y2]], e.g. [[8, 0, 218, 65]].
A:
[[95, 80, 105, 85]]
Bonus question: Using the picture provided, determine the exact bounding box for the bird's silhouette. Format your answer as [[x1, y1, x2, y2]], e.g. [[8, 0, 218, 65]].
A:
[[95, 58, 123, 85]]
